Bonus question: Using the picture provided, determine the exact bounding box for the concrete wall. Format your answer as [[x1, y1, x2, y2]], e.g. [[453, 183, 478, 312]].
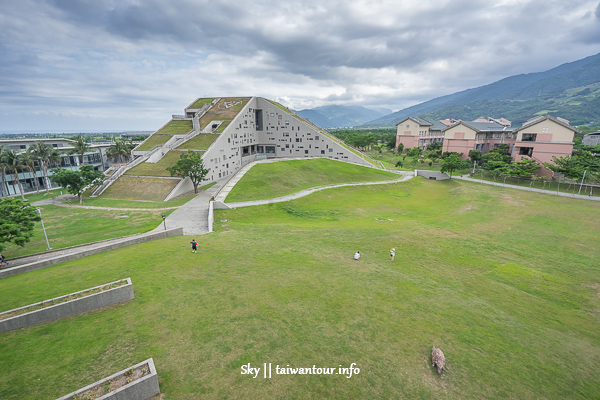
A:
[[56, 358, 160, 400], [0, 228, 183, 279], [208, 201, 214, 233], [164, 177, 192, 201], [416, 170, 451, 180], [0, 278, 134, 333]]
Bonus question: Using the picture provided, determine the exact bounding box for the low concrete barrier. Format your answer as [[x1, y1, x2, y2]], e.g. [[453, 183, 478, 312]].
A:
[[0, 227, 183, 279], [56, 358, 160, 400], [415, 170, 450, 180], [0, 278, 133, 333]]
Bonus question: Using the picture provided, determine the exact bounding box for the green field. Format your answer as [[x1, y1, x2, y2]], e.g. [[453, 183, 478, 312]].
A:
[[225, 158, 399, 202], [1, 178, 599, 399], [1, 205, 170, 258]]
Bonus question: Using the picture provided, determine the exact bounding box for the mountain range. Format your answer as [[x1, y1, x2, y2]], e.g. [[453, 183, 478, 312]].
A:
[[294, 105, 392, 128], [299, 52, 600, 129]]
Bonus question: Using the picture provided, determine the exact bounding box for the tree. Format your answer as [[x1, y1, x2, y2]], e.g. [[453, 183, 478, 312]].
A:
[[31, 141, 61, 194], [70, 135, 92, 165], [50, 165, 105, 204], [21, 149, 41, 194], [395, 160, 403, 168], [468, 149, 482, 166], [107, 139, 135, 163], [440, 153, 469, 178], [396, 142, 404, 154], [427, 141, 442, 151], [2, 149, 26, 200], [166, 151, 210, 193], [0, 146, 9, 198], [0, 197, 41, 252], [481, 144, 512, 167], [507, 157, 539, 181]]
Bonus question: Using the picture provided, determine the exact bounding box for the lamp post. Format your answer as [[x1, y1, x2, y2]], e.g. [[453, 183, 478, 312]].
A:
[[161, 214, 166, 231], [578, 170, 587, 195], [36, 208, 51, 251]]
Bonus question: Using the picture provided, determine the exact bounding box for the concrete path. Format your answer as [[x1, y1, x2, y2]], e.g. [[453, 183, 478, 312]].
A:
[[453, 175, 600, 201], [150, 178, 230, 235], [223, 171, 414, 208]]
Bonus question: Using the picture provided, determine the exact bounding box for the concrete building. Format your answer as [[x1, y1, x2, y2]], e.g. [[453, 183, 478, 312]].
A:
[[511, 116, 578, 167], [0, 138, 109, 196], [394, 117, 445, 150], [442, 120, 516, 157], [582, 131, 600, 146], [395, 115, 579, 176], [132, 97, 374, 185]]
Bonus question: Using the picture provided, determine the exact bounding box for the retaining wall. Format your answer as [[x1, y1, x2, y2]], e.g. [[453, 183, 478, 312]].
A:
[[0, 227, 183, 279], [56, 358, 160, 400], [0, 278, 133, 333], [415, 170, 450, 180]]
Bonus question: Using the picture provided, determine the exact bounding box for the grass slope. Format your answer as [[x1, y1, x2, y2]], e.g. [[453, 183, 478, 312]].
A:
[[125, 150, 190, 177], [1, 179, 598, 399], [176, 134, 218, 150], [135, 134, 172, 151], [226, 158, 399, 202], [1, 205, 170, 258], [101, 176, 180, 202]]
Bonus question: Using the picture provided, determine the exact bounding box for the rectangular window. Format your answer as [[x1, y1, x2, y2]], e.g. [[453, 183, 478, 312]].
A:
[[315, 136, 319, 140], [266, 146, 276, 154], [329, 148, 333, 152], [321, 150, 325, 154], [522, 134, 537, 142], [305, 150, 309, 154], [285, 144, 289, 148], [283, 132, 289, 137], [518, 147, 533, 156]]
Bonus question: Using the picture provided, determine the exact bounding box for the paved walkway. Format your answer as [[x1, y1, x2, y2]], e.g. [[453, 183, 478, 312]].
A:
[[149, 178, 230, 235], [453, 175, 600, 201], [223, 172, 414, 208]]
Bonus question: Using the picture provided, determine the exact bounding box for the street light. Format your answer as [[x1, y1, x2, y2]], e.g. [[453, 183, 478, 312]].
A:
[[578, 170, 587, 195], [161, 214, 167, 231], [36, 208, 51, 251]]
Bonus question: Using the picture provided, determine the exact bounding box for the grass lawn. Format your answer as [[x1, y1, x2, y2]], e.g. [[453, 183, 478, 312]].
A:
[[176, 134, 217, 150], [1, 205, 171, 259], [225, 158, 399, 202], [101, 176, 180, 202], [125, 150, 189, 177], [135, 134, 172, 151], [155, 120, 193, 135], [1, 179, 599, 399], [189, 98, 214, 109]]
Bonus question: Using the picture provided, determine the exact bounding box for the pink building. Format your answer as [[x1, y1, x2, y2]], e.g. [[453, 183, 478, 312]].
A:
[[395, 117, 445, 150], [511, 116, 578, 176], [443, 120, 516, 160], [395, 115, 578, 176]]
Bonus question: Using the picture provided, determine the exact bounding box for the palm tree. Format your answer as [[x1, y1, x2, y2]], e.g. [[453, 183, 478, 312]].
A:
[[0, 146, 9, 197], [31, 141, 53, 194], [70, 135, 92, 166], [107, 139, 134, 164], [21, 149, 41, 194], [2, 149, 26, 200]]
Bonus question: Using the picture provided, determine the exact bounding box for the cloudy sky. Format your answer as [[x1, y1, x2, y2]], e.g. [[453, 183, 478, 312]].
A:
[[1, 0, 599, 132]]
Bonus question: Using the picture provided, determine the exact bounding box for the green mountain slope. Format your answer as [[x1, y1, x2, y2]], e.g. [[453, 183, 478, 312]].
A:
[[366, 52, 600, 127]]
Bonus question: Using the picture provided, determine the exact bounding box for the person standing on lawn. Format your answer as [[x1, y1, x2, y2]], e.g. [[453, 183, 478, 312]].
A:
[[190, 239, 198, 253], [390, 248, 395, 262]]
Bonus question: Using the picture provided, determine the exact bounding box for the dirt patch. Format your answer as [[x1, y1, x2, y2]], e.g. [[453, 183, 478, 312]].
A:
[[71, 363, 150, 400]]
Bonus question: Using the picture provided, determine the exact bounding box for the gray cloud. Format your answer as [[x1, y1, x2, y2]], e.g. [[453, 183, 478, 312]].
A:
[[0, 0, 599, 131]]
